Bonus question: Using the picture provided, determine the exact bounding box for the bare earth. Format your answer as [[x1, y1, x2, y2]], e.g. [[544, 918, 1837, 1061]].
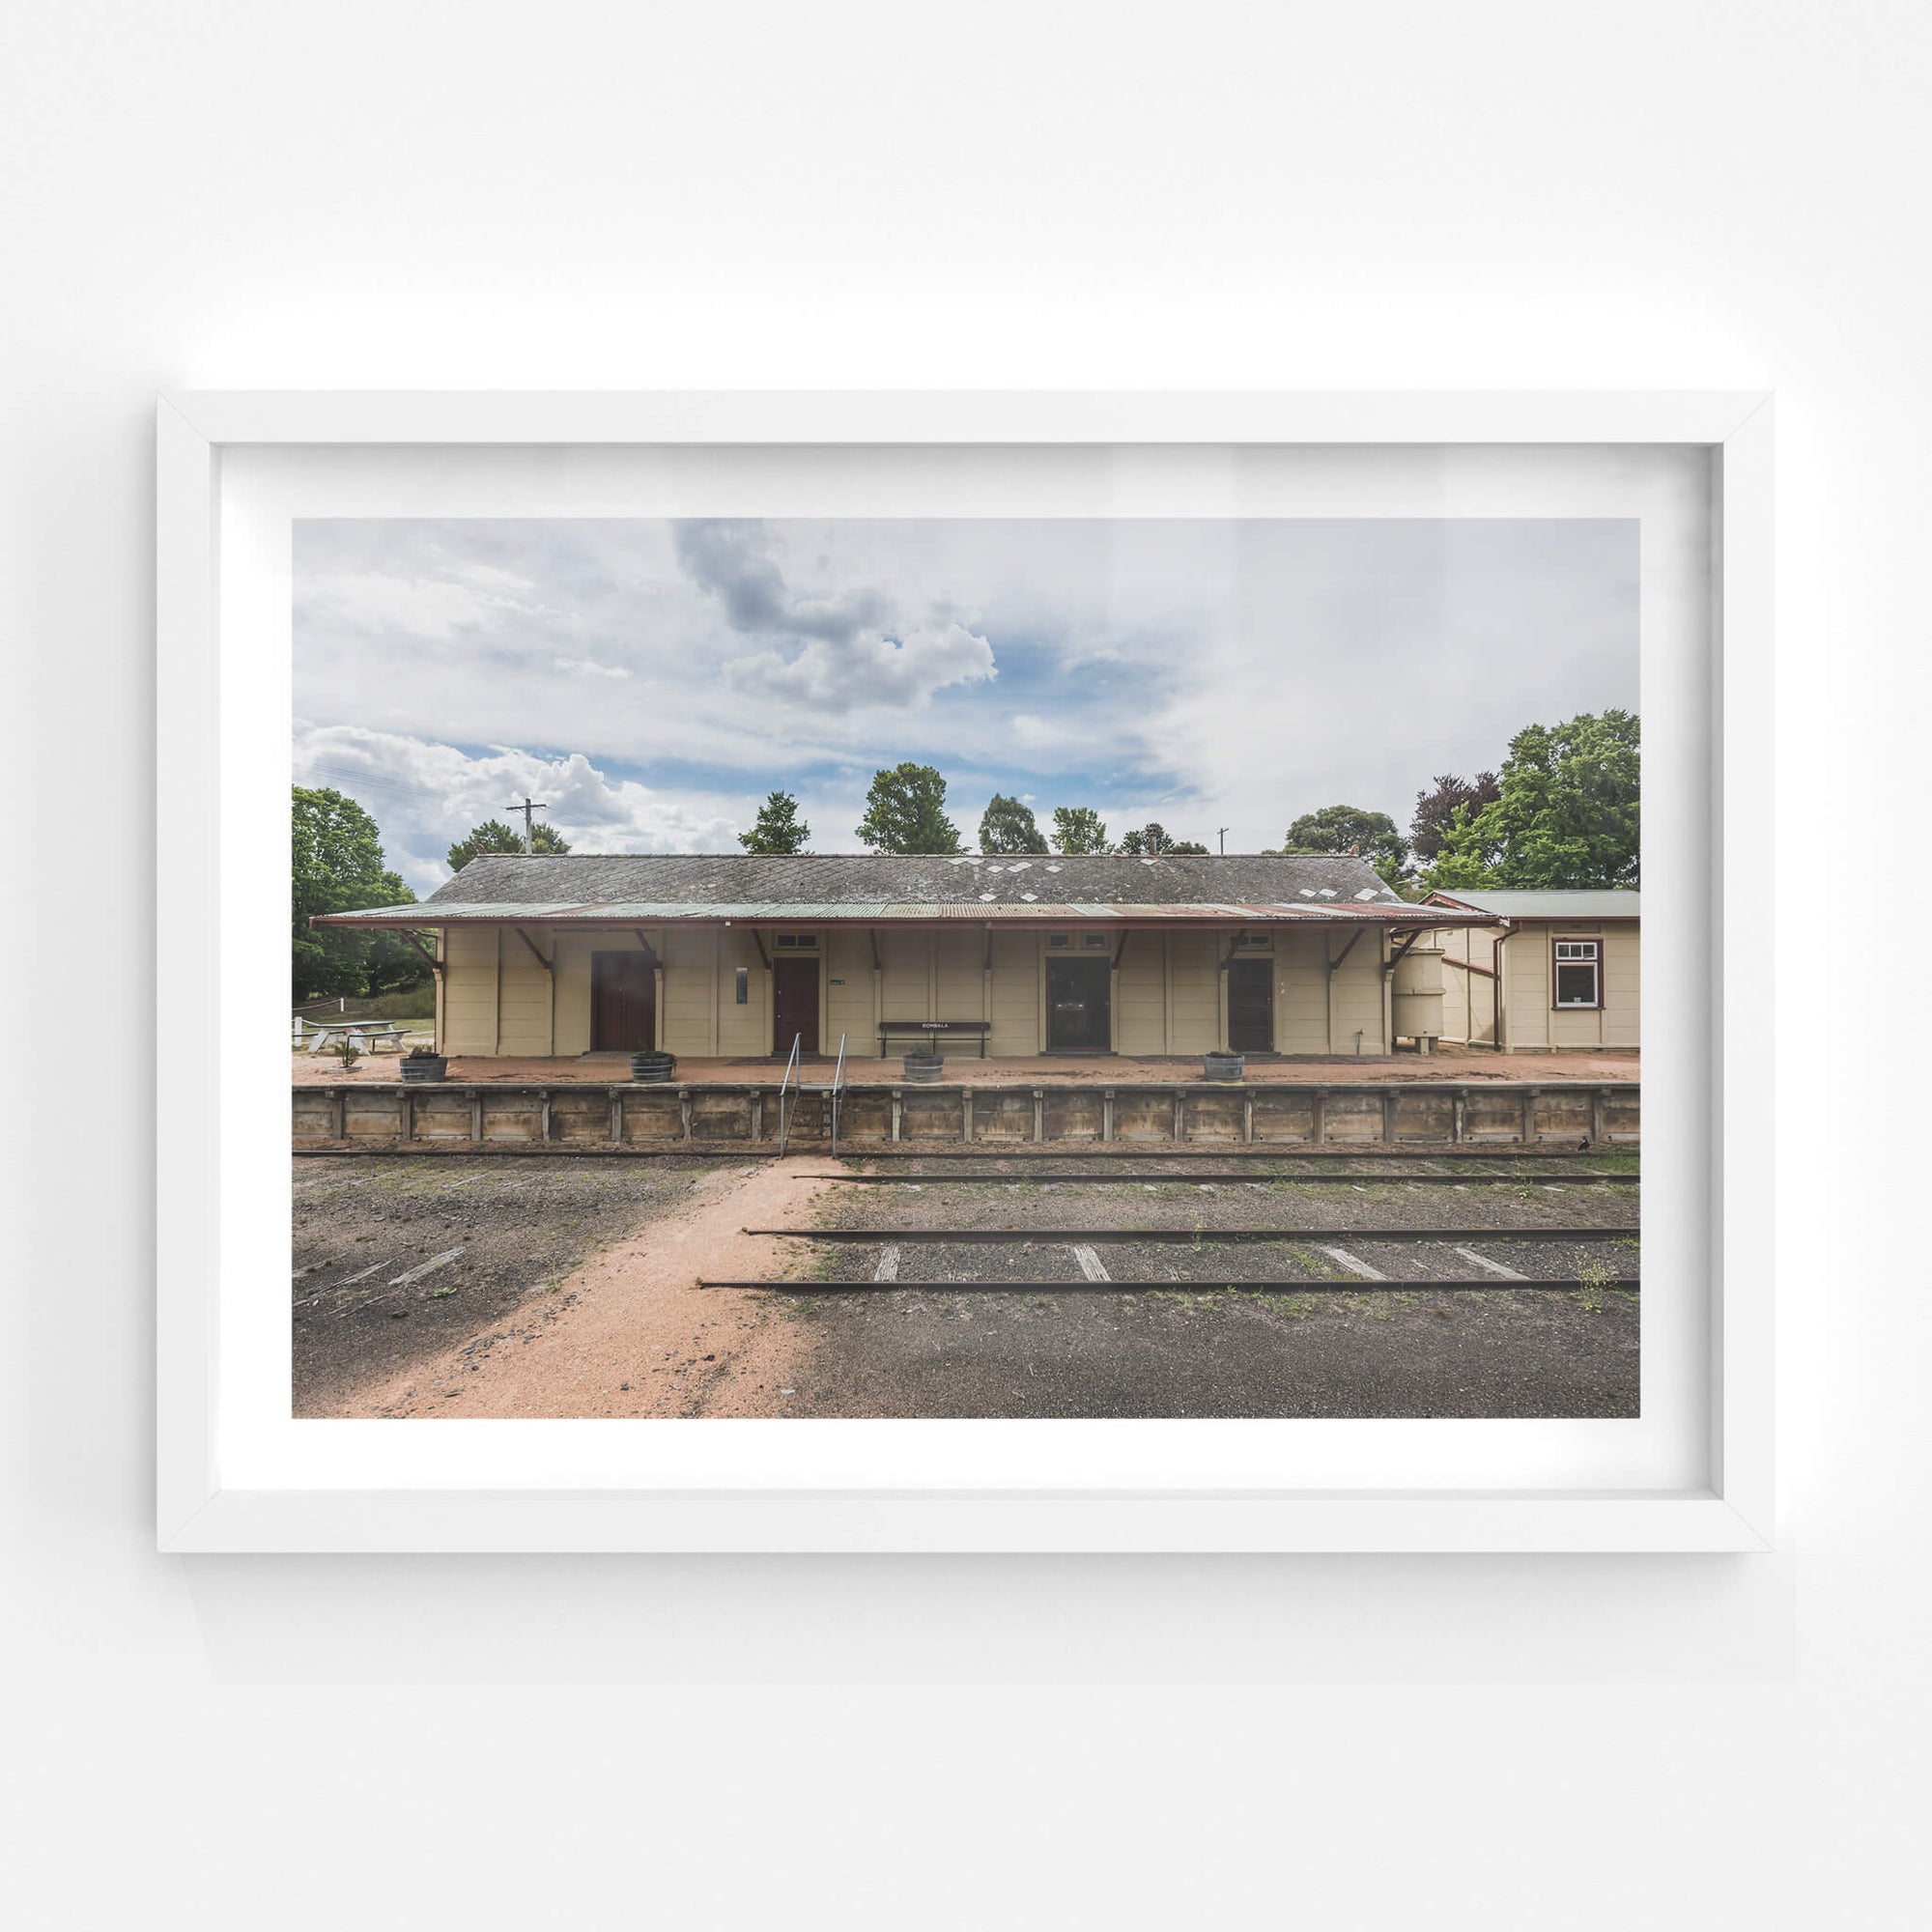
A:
[[297, 1156, 832, 1418], [295, 1047, 1639, 1086]]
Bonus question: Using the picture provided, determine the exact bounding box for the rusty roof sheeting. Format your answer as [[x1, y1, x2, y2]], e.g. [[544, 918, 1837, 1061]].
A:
[[313, 897, 1502, 930]]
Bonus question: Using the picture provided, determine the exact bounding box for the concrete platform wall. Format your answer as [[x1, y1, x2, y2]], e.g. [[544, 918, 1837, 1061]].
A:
[[293, 1080, 1639, 1149]]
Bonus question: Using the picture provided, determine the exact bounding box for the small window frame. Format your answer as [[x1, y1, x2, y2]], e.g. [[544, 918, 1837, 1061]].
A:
[[1551, 935, 1602, 1009]]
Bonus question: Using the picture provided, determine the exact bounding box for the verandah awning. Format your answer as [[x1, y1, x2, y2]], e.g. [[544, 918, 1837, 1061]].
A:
[[311, 898, 1506, 931]]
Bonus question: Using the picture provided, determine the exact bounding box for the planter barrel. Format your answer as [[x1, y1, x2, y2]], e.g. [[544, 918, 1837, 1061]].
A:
[[630, 1050, 677, 1084], [902, 1053, 945, 1084], [1202, 1052, 1245, 1082], [400, 1054, 448, 1084]]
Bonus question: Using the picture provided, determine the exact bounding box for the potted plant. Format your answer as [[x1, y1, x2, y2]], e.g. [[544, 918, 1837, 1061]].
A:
[[630, 1047, 677, 1083], [401, 1045, 448, 1083], [902, 1050, 944, 1084], [1202, 1050, 1245, 1082], [327, 1035, 362, 1074]]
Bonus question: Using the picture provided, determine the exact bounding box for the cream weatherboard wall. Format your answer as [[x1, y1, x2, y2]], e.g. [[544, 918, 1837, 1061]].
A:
[[1501, 923, 1640, 1052], [1430, 921, 1639, 1053], [432, 923, 1403, 1060]]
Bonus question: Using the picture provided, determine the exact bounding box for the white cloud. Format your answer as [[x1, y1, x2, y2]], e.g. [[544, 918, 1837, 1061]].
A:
[[295, 515, 1639, 858], [723, 620, 995, 713], [294, 724, 744, 895]]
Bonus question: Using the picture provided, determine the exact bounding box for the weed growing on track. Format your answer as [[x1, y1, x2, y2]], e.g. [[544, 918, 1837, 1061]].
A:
[[1287, 1245, 1360, 1283], [1575, 1256, 1618, 1313]]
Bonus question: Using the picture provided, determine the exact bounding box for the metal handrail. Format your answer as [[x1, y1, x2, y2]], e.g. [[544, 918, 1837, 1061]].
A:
[[775, 1033, 802, 1155], [829, 1034, 848, 1158]]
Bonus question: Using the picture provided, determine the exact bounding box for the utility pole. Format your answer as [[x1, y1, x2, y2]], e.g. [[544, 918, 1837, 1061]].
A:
[[504, 796, 550, 851], [1217, 826, 1230, 855]]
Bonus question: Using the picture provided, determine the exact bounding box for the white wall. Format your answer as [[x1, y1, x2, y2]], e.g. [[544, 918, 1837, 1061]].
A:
[[2, 3, 1916, 1926]]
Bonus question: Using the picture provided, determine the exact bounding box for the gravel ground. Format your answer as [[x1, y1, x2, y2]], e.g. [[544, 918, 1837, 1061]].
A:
[[760, 1153, 1640, 1417], [291, 1154, 734, 1414]]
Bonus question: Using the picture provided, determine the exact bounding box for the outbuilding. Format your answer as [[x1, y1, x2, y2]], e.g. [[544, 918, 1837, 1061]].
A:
[[313, 853, 1505, 1063], [1420, 888, 1640, 1053]]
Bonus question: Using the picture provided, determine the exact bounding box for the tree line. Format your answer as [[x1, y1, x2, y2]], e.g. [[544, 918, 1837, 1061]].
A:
[[738, 708, 1639, 894], [738, 766, 1210, 857], [1264, 709, 1640, 895]]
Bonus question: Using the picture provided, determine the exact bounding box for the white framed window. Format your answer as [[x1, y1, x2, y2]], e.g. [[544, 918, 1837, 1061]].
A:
[[1552, 937, 1602, 1009], [773, 932, 817, 949]]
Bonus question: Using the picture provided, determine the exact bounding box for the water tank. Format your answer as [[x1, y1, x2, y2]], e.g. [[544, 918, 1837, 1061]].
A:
[[1392, 943, 1445, 1044]]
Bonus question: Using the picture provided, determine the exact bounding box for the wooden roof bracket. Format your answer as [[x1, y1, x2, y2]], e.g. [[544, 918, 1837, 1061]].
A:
[[983, 923, 993, 970], [515, 927, 553, 974], [1383, 929, 1421, 980], [403, 929, 444, 978], [1327, 925, 1367, 976], [1114, 930, 1131, 968], [752, 930, 771, 970], [869, 927, 882, 971], [633, 929, 658, 962]]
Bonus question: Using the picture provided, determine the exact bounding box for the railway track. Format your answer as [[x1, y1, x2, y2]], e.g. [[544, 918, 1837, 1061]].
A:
[[702, 1148, 1641, 1294]]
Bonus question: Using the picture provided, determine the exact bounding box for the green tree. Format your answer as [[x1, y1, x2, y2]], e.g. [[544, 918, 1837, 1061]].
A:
[[1119, 822, 1208, 856], [1282, 804, 1410, 888], [738, 790, 811, 854], [979, 793, 1049, 855], [1425, 710, 1640, 891], [293, 787, 426, 1002], [1409, 771, 1501, 862], [447, 817, 571, 870], [855, 763, 963, 854], [1049, 806, 1113, 854]]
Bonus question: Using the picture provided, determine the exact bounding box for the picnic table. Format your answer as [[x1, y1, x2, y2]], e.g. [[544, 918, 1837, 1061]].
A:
[[300, 1019, 412, 1055], [877, 1018, 993, 1058]]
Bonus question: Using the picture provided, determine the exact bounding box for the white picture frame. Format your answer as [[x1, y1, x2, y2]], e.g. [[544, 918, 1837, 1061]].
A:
[[156, 390, 1774, 1554]]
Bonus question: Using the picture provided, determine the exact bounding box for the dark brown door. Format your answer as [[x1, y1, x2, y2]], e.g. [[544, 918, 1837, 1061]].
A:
[[773, 955, 819, 1056], [1046, 956, 1111, 1051], [1227, 957, 1273, 1052], [591, 951, 656, 1051]]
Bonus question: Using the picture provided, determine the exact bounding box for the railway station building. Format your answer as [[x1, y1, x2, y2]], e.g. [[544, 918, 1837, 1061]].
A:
[[1420, 889, 1640, 1053], [313, 853, 1508, 1064]]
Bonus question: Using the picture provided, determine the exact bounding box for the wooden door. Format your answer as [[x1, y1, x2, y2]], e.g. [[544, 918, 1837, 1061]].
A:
[[1227, 957, 1273, 1052], [773, 955, 820, 1056], [590, 951, 656, 1052], [1046, 956, 1111, 1051]]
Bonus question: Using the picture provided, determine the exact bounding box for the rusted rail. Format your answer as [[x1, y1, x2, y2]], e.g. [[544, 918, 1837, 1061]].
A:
[[743, 1225, 1639, 1243], [800, 1170, 1637, 1186], [699, 1276, 1639, 1293]]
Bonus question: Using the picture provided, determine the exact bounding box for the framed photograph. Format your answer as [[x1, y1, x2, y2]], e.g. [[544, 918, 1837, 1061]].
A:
[[156, 390, 1773, 1552]]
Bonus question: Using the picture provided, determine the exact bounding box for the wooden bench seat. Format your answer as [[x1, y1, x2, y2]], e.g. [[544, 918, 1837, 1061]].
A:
[[877, 1019, 993, 1059]]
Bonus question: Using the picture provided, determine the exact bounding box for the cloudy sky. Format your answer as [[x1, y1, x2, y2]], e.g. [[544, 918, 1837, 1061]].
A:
[[293, 517, 1637, 895]]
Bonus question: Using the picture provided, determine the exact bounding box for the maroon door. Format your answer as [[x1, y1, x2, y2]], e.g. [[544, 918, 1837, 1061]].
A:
[[1046, 956, 1111, 1051], [773, 955, 820, 1056], [590, 951, 656, 1051], [1227, 958, 1273, 1052]]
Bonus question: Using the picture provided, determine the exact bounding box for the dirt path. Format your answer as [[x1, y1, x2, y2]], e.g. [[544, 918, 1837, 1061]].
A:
[[353, 1158, 832, 1419]]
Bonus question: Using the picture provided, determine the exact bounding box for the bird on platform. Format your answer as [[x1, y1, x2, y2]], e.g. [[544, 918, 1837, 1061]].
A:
[[1577, 1137, 1590, 1151]]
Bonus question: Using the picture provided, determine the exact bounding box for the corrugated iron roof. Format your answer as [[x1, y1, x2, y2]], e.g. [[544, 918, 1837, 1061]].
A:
[[1425, 889, 1641, 919], [310, 849, 1475, 930], [314, 896, 1499, 930]]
